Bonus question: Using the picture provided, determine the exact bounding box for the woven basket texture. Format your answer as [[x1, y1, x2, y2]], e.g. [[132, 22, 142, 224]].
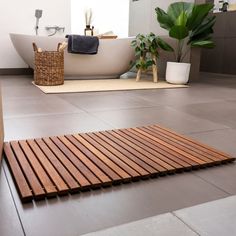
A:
[[34, 50, 64, 86]]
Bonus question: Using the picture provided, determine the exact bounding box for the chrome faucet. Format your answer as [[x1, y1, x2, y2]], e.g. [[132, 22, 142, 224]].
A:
[[45, 26, 65, 36]]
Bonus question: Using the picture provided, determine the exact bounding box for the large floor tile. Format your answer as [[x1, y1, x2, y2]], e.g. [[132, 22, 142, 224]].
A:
[[193, 163, 236, 195], [1, 85, 44, 101], [0, 75, 33, 87], [174, 100, 236, 128], [175, 195, 236, 236], [0, 165, 24, 236], [200, 73, 236, 87], [4, 112, 113, 141], [3, 96, 83, 119], [187, 128, 236, 157], [4, 162, 228, 236], [129, 86, 226, 107], [58, 91, 157, 112], [92, 106, 228, 134], [81, 213, 198, 236], [187, 128, 236, 194]]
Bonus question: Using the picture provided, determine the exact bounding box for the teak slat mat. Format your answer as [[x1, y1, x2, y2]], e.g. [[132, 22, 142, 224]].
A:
[[4, 124, 235, 203]]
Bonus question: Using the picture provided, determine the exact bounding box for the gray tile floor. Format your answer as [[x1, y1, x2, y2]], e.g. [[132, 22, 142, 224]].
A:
[[82, 212, 199, 236], [0, 73, 236, 236], [81, 195, 236, 236], [175, 195, 236, 236]]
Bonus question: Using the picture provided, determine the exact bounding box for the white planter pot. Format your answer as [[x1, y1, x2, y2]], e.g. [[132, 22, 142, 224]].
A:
[[165, 62, 191, 84]]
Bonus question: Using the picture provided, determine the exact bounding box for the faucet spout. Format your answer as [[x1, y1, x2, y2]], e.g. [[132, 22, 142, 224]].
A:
[[45, 26, 65, 36]]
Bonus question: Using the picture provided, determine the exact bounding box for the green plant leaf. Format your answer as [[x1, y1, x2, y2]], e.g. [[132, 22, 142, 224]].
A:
[[146, 59, 154, 67], [155, 1, 216, 62], [167, 2, 193, 24], [190, 15, 216, 39], [157, 37, 174, 51], [191, 40, 215, 48], [187, 3, 214, 30], [155, 7, 174, 30], [188, 35, 211, 45], [188, 29, 213, 45], [169, 25, 188, 40], [176, 11, 188, 26]]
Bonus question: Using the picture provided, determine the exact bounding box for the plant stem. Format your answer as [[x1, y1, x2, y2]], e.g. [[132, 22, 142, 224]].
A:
[[175, 40, 178, 62], [177, 40, 182, 62], [181, 46, 191, 62]]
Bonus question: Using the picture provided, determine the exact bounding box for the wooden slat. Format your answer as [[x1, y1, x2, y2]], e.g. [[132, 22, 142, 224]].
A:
[[76, 134, 132, 181], [4, 143, 33, 202], [121, 129, 199, 168], [51, 136, 101, 188], [127, 128, 207, 168], [139, 127, 222, 166], [153, 125, 232, 162], [88, 132, 149, 177], [35, 139, 81, 193], [19, 140, 57, 197], [145, 127, 222, 164], [11, 141, 45, 199], [107, 130, 181, 171], [43, 137, 91, 189], [59, 135, 112, 186], [69, 135, 123, 184], [81, 133, 140, 181], [94, 132, 157, 176], [4, 124, 234, 203], [27, 139, 68, 195], [129, 129, 206, 167], [149, 126, 223, 162], [115, 129, 192, 170], [100, 131, 168, 174], [134, 128, 212, 166]]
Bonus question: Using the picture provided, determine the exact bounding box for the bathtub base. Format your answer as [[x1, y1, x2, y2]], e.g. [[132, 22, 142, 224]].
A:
[[10, 33, 135, 79]]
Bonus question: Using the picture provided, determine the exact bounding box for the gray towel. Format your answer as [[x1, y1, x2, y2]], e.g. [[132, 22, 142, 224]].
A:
[[67, 35, 99, 54]]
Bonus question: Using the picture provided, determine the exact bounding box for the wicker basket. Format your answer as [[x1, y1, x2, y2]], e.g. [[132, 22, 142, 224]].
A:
[[33, 43, 64, 86]]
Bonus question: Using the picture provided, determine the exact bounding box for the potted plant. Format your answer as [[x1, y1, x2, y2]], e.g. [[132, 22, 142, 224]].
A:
[[155, 2, 216, 84], [131, 33, 173, 82]]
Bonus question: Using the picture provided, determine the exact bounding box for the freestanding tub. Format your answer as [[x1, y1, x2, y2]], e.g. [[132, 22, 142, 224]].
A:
[[10, 33, 135, 79]]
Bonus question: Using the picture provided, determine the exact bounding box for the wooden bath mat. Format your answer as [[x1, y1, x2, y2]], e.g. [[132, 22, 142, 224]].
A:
[[4, 124, 235, 203]]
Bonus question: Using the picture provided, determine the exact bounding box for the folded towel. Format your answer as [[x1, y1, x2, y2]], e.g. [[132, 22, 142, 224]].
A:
[[66, 35, 99, 54]]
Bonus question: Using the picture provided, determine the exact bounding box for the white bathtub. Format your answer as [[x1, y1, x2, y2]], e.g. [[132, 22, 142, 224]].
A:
[[10, 33, 135, 79]]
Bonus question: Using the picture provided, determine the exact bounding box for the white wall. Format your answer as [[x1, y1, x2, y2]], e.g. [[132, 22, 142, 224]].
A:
[[0, 0, 71, 68], [71, 0, 129, 37], [129, 0, 194, 36], [129, 0, 151, 36]]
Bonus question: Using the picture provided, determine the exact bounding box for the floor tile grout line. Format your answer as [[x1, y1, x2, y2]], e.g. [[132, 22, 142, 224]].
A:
[[61, 100, 163, 114], [172, 212, 201, 236], [192, 171, 232, 195], [54, 91, 165, 113], [182, 126, 232, 136], [3, 110, 86, 120], [86, 111, 118, 130], [2, 161, 27, 236], [137, 95, 225, 108]]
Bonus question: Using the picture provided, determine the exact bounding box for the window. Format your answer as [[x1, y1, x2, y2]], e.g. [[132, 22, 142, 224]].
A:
[[71, 0, 130, 37]]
